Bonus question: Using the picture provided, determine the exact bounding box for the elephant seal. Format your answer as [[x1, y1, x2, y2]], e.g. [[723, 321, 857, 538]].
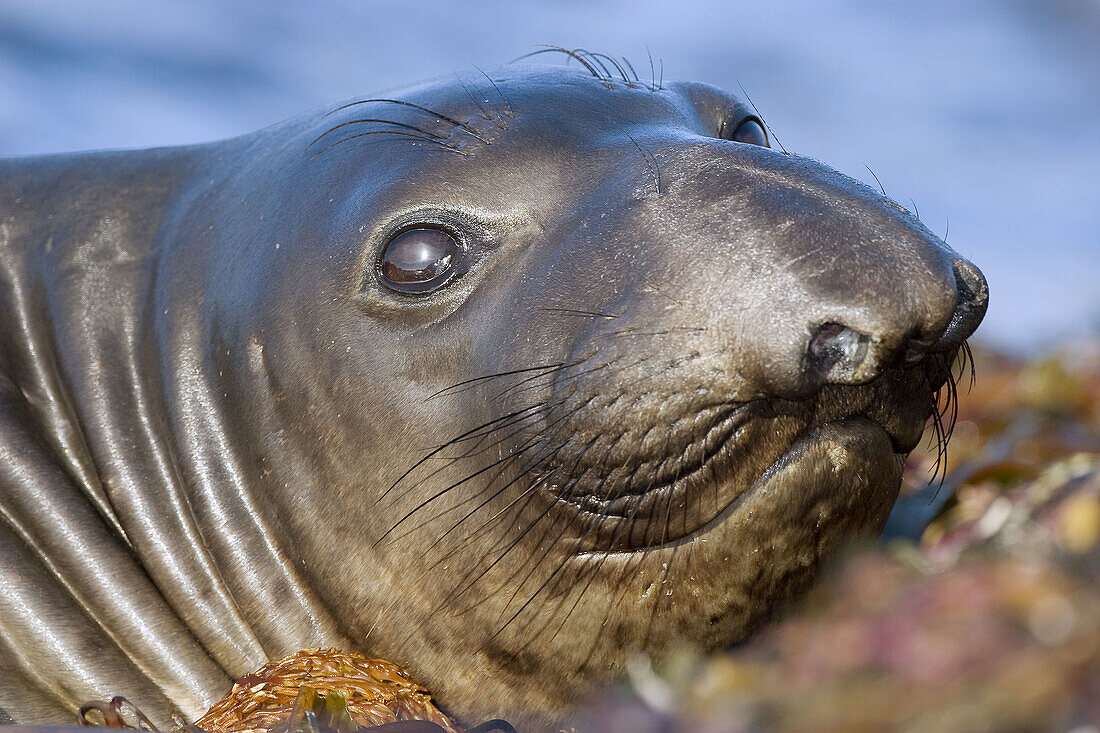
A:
[[0, 55, 987, 729]]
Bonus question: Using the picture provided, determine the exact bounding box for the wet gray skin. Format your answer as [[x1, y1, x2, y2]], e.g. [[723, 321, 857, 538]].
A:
[[0, 63, 987, 728]]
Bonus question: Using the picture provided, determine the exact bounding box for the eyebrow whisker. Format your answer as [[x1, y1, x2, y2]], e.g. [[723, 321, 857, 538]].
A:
[[309, 130, 468, 159], [305, 118, 449, 151], [512, 46, 610, 87], [326, 98, 490, 143]]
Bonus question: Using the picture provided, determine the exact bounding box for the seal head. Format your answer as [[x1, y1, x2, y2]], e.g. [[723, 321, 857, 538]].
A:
[[0, 63, 987, 727]]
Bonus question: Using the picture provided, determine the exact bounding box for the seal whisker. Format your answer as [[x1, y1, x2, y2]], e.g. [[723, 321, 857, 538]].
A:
[[506, 437, 655, 634], [492, 362, 581, 401], [304, 118, 450, 152], [385, 407, 555, 519], [385, 404, 570, 538], [473, 64, 516, 121], [390, 436, 562, 548], [500, 355, 645, 405], [327, 98, 490, 143], [374, 436, 547, 546], [445, 404, 552, 447], [310, 130, 468, 159], [451, 432, 581, 564], [923, 347, 963, 493], [491, 436, 612, 601], [390, 400, 582, 549], [960, 341, 976, 389], [601, 326, 707, 340], [456, 72, 496, 123], [940, 359, 961, 450], [582, 49, 632, 85], [434, 480, 566, 615], [501, 485, 646, 645], [367, 453, 567, 647], [927, 405, 948, 490], [379, 403, 547, 502], [514, 47, 601, 79], [517, 491, 654, 651], [422, 443, 569, 557], [512, 46, 613, 88], [863, 163, 888, 197], [427, 363, 568, 401], [436, 427, 601, 613], [620, 56, 641, 85], [440, 406, 554, 457], [442, 363, 572, 400], [489, 360, 608, 403], [513, 515, 631, 654], [491, 529, 593, 639], [448, 500, 571, 620], [368, 440, 573, 648], [486, 469, 609, 631], [504, 353, 663, 407], [597, 52, 633, 86], [536, 307, 621, 319], [574, 48, 615, 81], [641, 275, 683, 305], [419, 458, 575, 602], [396, 406, 546, 479], [737, 81, 787, 155], [625, 129, 662, 195], [447, 363, 575, 404]]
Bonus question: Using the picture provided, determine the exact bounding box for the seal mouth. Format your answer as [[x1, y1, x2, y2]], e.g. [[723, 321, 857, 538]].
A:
[[551, 410, 904, 554], [540, 356, 953, 553], [573, 414, 903, 558]]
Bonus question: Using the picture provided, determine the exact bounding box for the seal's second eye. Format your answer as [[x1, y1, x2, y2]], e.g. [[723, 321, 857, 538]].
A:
[[729, 118, 769, 147], [379, 228, 464, 294]]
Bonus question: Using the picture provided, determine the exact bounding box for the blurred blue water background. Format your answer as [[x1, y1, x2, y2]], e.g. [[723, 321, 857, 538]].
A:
[[1, 0, 1096, 354]]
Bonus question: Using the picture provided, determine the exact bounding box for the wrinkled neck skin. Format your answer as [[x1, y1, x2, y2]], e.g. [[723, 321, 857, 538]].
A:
[[0, 135, 356, 725], [0, 65, 986, 730]]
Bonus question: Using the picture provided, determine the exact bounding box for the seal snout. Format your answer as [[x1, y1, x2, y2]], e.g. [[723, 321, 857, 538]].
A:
[[931, 258, 989, 354], [803, 255, 988, 391]]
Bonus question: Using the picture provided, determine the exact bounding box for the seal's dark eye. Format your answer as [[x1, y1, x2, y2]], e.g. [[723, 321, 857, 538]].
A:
[[379, 227, 464, 294], [729, 118, 769, 147]]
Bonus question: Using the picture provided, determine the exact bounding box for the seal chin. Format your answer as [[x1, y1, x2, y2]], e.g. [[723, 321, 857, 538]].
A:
[[721, 415, 903, 545]]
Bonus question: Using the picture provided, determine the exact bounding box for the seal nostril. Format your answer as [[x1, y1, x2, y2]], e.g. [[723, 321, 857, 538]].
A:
[[809, 323, 873, 383], [933, 259, 990, 352], [953, 260, 982, 308]]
